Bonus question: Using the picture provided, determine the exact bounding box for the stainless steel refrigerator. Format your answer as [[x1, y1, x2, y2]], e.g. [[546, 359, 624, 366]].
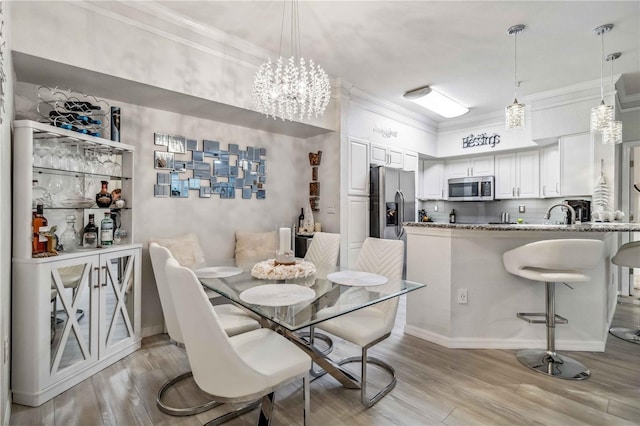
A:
[[370, 165, 416, 242]]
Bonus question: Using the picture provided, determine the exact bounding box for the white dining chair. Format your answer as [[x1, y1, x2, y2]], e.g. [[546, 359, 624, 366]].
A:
[[165, 257, 312, 425], [149, 243, 261, 416], [312, 237, 404, 407], [304, 232, 340, 278]]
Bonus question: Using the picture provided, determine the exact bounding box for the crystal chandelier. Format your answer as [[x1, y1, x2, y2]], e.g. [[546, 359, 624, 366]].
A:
[[602, 52, 623, 144], [590, 24, 614, 134], [253, 1, 331, 121], [505, 24, 525, 130]]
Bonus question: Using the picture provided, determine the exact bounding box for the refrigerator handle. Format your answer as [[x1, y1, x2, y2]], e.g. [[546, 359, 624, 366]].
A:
[[394, 190, 401, 237], [398, 190, 406, 239]]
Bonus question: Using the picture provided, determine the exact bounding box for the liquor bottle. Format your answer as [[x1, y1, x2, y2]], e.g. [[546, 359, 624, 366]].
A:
[[63, 101, 101, 112], [32, 204, 48, 255], [100, 212, 114, 246], [110, 106, 121, 142], [83, 214, 98, 248], [298, 208, 305, 232], [95, 181, 113, 207], [449, 209, 457, 224], [60, 215, 79, 252]]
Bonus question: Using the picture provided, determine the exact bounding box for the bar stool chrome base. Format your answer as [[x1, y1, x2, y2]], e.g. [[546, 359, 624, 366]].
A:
[[516, 349, 590, 380], [609, 327, 640, 344]]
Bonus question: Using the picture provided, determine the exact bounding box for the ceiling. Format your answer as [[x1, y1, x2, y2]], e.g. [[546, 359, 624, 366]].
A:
[[153, 1, 639, 124]]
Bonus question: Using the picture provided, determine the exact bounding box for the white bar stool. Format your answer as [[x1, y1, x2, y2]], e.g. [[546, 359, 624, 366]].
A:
[[609, 241, 640, 344], [503, 239, 604, 380]]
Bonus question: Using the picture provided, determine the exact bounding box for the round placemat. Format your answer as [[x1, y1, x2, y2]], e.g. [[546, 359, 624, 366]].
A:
[[239, 284, 316, 306], [194, 266, 243, 279], [326, 271, 388, 287]]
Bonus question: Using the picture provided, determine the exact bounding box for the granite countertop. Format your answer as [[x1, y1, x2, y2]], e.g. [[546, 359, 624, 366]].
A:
[[404, 222, 640, 232]]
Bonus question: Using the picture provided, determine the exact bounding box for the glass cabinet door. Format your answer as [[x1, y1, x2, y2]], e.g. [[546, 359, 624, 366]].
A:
[[49, 257, 98, 376], [99, 250, 137, 356]]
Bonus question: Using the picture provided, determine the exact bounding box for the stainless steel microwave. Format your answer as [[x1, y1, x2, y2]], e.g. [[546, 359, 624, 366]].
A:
[[448, 176, 494, 201]]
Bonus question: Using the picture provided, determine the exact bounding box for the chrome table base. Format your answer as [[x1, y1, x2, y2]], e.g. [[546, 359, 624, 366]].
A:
[[516, 349, 590, 380], [609, 326, 640, 344]]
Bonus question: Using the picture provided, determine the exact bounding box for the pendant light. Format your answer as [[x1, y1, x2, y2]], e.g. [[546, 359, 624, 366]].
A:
[[590, 24, 614, 134], [505, 24, 525, 130], [253, 0, 331, 121], [603, 52, 623, 144]]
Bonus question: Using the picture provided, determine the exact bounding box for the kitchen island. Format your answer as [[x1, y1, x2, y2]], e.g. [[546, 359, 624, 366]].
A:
[[404, 222, 640, 351]]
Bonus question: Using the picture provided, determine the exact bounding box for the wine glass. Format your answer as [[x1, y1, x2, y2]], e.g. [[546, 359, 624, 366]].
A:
[[47, 175, 65, 206], [50, 142, 67, 170], [102, 153, 116, 176], [63, 145, 81, 172], [34, 140, 51, 168]]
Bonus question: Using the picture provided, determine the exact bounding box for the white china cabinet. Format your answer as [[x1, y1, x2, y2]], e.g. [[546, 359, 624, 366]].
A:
[[11, 120, 141, 406]]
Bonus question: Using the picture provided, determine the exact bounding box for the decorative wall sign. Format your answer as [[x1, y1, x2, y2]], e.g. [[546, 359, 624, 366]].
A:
[[153, 132, 267, 199], [462, 133, 500, 149], [373, 122, 398, 139]]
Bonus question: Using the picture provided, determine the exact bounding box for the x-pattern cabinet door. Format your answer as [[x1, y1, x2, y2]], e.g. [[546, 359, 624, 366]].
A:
[[47, 255, 100, 384], [98, 248, 139, 358]]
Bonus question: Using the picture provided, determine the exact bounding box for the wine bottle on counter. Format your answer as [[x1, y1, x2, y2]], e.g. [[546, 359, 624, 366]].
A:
[[449, 209, 456, 224], [32, 204, 48, 255], [100, 212, 114, 246], [83, 214, 98, 248], [298, 208, 305, 232]]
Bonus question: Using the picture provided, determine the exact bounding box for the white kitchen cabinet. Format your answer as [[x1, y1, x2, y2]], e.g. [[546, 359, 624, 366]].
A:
[[540, 144, 561, 198], [421, 160, 446, 200], [348, 137, 369, 196], [494, 150, 539, 199], [560, 133, 593, 196], [403, 150, 419, 201], [11, 120, 141, 406], [370, 142, 403, 169], [346, 196, 369, 267], [446, 155, 494, 178]]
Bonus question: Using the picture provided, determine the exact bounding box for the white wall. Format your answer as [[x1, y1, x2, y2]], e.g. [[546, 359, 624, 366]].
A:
[[0, 0, 13, 421]]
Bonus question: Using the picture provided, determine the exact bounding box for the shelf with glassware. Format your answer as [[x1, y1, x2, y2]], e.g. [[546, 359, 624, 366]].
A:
[[13, 119, 135, 259], [11, 120, 141, 407]]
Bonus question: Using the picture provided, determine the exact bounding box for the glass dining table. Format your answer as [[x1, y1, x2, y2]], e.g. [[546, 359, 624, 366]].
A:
[[198, 261, 426, 389]]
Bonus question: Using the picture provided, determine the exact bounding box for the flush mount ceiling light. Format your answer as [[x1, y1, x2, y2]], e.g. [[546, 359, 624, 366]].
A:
[[602, 52, 623, 144], [590, 24, 614, 134], [505, 24, 525, 130], [253, 0, 331, 121], [403, 86, 469, 118]]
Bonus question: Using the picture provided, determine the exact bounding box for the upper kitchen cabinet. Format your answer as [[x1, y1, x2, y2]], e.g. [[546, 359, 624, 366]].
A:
[[446, 155, 494, 179], [370, 142, 403, 169], [560, 133, 594, 196], [494, 150, 540, 199], [348, 137, 370, 196], [540, 144, 561, 198], [403, 151, 419, 198], [420, 160, 446, 200]]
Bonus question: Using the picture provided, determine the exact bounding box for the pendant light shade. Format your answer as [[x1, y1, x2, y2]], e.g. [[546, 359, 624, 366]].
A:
[[253, 1, 331, 121], [505, 25, 525, 130], [602, 52, 623, 144], [590, 24, 614, 134]]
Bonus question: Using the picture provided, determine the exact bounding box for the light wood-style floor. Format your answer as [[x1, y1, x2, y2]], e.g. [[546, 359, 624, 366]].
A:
[[11, 298, 640, 426]]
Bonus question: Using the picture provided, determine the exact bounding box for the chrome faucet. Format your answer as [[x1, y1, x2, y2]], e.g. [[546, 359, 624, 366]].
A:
[[544, 203, 576, 224]]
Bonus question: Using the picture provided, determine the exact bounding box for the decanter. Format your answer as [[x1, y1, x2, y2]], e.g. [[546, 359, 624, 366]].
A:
[[60, 215, 79, 252]]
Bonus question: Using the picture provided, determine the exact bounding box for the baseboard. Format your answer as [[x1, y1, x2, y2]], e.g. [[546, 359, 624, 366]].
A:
[[141, 324, 165, 338], [403, 325, 605, 352]]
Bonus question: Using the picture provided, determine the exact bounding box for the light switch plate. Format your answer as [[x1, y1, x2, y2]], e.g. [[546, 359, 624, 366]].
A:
[[327, 205, 336, 214]]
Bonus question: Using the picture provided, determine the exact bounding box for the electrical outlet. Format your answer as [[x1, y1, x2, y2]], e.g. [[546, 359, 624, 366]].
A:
[[434, 204, 438, 212], [327, 205, 336, 214], [519, 205, 526, 213], [457, 288, 468, 304]]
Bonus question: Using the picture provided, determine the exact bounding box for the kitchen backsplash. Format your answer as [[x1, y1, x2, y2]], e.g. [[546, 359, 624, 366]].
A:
[[419, 197, 592, 224]]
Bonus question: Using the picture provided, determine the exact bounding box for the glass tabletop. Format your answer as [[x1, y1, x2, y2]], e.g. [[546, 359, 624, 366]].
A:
[[199, 263, 426, 331]]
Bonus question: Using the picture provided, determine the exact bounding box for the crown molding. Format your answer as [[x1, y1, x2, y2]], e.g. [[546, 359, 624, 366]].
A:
[[348, 87, 438, 134]]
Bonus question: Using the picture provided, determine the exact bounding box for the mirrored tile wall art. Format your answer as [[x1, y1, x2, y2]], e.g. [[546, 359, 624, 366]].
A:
[[308, 151, 321, 211], [153, 132, 266, 200]]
